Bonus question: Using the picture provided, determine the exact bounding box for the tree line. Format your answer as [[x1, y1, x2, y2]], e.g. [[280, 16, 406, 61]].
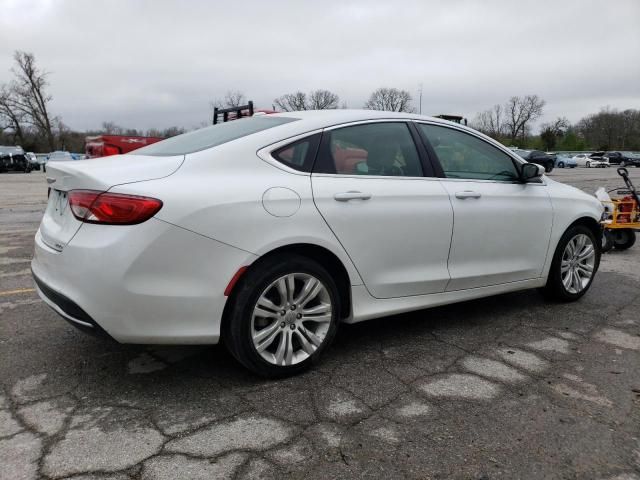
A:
[[2, 51, 639, 153], [473, 97, 640, 151]]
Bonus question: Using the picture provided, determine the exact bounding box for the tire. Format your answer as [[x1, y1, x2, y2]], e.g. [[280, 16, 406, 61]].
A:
[[586, 161, 591, 168], [620, 160, 626, 167], [541, 225, 600, 302], [223, 254, 340, 377], [602, 229, 614, 253], [545, 162, 553, 173], [558, 162, 565, 168], [612, 228, 636, 250]]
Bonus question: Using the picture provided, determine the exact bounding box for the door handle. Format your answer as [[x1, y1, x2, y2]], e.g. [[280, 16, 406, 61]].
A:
[[455, 190, 482, 199], [333, 191, 372, 202]]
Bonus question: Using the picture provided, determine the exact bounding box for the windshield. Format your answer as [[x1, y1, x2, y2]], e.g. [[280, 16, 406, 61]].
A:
[[131, 116, 298, 156]]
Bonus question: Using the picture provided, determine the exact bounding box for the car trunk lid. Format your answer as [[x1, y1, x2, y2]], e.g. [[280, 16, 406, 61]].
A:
[[40, 154, 183, 251]]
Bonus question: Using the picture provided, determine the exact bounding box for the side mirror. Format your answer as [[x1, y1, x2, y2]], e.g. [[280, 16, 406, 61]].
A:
[[521, 163, 544, 181]]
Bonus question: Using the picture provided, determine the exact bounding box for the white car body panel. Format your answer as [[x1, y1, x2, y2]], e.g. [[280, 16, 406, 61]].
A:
[[439, 178, 553, 290], [31, 110, 604, 344], [312, 174, 453, 298], [32, 219, 256, 343]]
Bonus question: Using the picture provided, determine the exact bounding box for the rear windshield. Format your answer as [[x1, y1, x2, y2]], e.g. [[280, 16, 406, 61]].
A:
[[131, 116, 298, 156]]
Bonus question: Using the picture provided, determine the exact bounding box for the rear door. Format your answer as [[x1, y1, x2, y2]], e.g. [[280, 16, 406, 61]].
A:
[[416, 122, 553, 291], [311, 121, 453, 299]]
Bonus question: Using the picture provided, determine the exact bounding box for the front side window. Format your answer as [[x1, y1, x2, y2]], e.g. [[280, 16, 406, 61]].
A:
[[314, 122, 423, 177], [418, 124, 520, 181]]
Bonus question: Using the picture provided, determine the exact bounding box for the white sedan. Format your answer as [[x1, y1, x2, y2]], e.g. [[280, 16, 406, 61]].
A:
[[572, 153, 609, 168], [32, 110, 603, 377]]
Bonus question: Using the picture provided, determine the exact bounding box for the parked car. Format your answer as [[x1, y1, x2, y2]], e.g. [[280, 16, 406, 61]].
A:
[[47, 151, 75, 162], [0, 146, 32, 173], [26, 152, 40, 171], [604, 151, 640, 167], [553, 153, 577, 168], [572, 152, 609, 168], [513, 149, 555, 173], [33, 110, 603, 377]]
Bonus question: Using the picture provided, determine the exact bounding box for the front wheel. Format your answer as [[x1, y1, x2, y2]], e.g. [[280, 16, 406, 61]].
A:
[[612, 228, 636, 250], [224, 254, 340, 377], [586, 161, 591, 168], [541, 225, 600, 301], [558, 162, 565, 168]]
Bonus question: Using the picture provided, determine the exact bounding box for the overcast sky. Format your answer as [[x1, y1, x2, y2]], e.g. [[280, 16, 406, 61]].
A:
[[1, 0, 638, 132]]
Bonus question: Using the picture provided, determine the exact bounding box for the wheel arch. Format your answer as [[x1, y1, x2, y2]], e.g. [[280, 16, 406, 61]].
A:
[[568, 215, 602, 239], [221, 243, 353, 341]]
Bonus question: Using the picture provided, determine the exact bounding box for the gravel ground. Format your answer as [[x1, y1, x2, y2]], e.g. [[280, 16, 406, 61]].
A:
[[1, 167, 639, 480]]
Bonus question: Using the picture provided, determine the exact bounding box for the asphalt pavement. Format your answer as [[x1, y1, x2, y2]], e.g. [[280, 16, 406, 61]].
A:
[[1, 167, 639, 480]]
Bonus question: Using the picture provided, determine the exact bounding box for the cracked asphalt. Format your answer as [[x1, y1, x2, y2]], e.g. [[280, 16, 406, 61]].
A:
[[1, 168, 639, 480]]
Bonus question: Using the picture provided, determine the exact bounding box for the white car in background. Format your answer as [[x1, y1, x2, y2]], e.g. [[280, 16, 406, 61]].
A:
[[32, 110, 603, 377], [572, 152, 609, 168]]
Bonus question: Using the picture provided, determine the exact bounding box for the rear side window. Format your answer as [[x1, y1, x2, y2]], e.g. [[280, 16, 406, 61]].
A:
[[314, 122, 423, 177], [271, 134, 321, 172], [132, 116, 298, 156]]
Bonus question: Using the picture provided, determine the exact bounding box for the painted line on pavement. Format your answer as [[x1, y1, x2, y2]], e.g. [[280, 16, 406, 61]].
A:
[[0, 288, 36, 297]]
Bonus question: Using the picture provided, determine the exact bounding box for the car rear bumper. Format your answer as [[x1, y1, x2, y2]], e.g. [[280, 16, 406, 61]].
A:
[[32, 271, 114, 339], [31, 218, 257, 344]]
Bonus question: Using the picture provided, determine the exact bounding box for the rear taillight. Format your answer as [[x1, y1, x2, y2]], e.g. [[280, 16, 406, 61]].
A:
[[68, 190, 163, 225]]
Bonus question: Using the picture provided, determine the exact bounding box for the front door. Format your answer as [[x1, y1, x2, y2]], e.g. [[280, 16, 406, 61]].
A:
[[416, 122, 553, 291]]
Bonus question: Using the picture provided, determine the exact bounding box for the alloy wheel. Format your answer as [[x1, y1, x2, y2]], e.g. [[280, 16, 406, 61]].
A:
[[561, 233, 596, 294], [251, 273, 332, 366]]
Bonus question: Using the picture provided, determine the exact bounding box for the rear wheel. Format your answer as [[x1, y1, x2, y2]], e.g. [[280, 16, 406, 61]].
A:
[[541, 225, 600, 301], [224, 254, 340, 377], [612, 228, 636, 250]]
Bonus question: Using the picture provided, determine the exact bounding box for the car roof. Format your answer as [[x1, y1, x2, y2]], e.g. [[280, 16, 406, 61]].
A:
[[236, 109, 488, 148], [265, 109, 459, 130]]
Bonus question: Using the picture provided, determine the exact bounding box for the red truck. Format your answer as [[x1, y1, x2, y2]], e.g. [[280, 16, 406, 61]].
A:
[[85, 135, 164, 159]]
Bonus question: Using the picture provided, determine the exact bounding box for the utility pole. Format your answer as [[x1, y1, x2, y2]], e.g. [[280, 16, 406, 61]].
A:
[[418, 83, 423, 115]]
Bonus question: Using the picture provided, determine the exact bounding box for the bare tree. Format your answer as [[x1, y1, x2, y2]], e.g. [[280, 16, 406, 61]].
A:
[[9, 51, 56, 150], [540, 117, 570, 150], [101, 121, 123, 135], [473, 104, 505, 139], [274, 89, 341, 111], [223, 90, 246, 108], [505, 95, 545, 142], [0, 85, 26, 145], [577, 107, 640, 150], [307, 89, 339, 109], [363, 87, 414, 112], [274, 91, 308, 111]]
